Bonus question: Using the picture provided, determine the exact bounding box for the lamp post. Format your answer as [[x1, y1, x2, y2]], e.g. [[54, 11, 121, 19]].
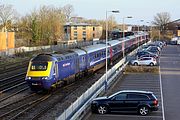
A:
[[105, 10, 119, 92], [145, 22, 150, 42], [137, 20, 144, 49], [159, 26, 161, 41], [122, 16, 132, 58]]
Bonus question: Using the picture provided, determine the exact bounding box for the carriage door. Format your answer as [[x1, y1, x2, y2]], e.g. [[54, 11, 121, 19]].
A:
[[75, 57, 79, 73], [54, 62, 58, 79]]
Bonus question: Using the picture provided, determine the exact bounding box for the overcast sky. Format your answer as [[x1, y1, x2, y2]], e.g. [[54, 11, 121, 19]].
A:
[[1, 0, 180, 25]]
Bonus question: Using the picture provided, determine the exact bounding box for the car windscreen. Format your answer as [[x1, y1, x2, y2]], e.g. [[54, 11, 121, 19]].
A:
[[30, 62, 48, 71]]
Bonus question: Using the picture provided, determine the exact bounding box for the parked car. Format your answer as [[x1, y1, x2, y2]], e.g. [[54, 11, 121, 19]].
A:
[[91, 90, 159, 115], [146, 46, 160, 55], [131, 57, 157, 66], [139, 54, 158, 59], [147, 46, 161, 52], [147, 43, 162, 49], [136, 51, 158, 58], [136, 45, 149, 53]]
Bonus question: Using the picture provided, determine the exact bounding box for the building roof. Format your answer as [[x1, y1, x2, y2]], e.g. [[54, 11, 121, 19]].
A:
[[65, 22, 100, 26], [170, 19, 180, 24]]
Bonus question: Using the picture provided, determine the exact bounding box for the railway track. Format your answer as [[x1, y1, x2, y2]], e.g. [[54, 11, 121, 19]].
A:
[[0, 67, 27, 80], [0, 71, 102, 120], [0, 87, 29, 102], [0, 60, 29, 74], [0, 93, 51, 120], [0, 74, 26, 93]]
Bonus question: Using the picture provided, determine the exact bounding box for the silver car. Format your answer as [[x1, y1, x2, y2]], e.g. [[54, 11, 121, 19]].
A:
[[131, 57, 157, 66]]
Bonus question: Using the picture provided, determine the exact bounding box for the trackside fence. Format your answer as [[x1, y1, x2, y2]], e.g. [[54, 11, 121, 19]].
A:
[[57, 57, 127, 120]]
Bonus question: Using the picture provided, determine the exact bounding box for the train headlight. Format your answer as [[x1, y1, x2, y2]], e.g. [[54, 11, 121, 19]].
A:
[[26, 76, 31, 80]]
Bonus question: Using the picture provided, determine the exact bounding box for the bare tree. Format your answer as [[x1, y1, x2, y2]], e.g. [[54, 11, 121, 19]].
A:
[[0, 4, 16, 32], [62, 4, 74, 22], [152, 12, 171, 34], [17, 5, 66, 46]]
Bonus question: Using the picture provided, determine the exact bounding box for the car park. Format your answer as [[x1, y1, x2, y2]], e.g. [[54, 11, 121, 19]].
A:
[[91, 90, 159, 116], [130, 57, 157, 66]]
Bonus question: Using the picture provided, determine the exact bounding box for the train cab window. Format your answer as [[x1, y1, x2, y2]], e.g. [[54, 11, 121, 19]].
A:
[[30, 62, 48, 71]]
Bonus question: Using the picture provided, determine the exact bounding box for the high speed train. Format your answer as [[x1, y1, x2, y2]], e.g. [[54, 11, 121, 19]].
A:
[[25, 32, 149, 91]]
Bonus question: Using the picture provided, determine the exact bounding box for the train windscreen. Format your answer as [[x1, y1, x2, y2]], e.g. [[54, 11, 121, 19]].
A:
[[30, 62, 48, 71]]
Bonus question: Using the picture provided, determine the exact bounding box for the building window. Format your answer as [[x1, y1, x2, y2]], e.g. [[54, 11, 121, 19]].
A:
[[74, 31, 77, 37], [64, 28, 67, 33], [74, 37, 77, 40], [83, 37, 86, 41], [83, 31, 86, 35], [93, 33, 95, 38], [74, 26, 77, 30], [83, 26, 86, 30], [93, 27, 95, 31]]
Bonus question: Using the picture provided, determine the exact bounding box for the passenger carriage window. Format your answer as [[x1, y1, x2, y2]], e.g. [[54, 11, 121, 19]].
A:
[[101, 52, 103, 56], [96, 53, 98, 58], [98, 53, 101, 58]]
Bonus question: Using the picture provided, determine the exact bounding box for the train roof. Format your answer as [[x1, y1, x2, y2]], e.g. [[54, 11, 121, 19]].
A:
[[52, 49, 75, 55], [126, 35, 136, 39], [82, 44, 106, 53], [31, 54, 57, 61], [31, 49, 78, 62], [108, 40, 122, 46], [72, 49, 86, 55]]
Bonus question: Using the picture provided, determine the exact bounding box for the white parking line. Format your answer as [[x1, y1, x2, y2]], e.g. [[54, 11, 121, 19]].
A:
[[159, 59, 165, 120], [101, 114, 163, 118]]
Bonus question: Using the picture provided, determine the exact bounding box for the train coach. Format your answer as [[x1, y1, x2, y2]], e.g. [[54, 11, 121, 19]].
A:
[[25, 32, 149, 91]]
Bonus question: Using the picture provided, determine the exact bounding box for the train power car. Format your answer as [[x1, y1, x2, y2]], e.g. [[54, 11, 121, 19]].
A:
[[26, 50, 81, 91]]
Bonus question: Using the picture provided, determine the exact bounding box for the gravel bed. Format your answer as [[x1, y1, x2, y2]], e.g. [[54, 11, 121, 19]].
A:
[[0, 85, 30, 102]]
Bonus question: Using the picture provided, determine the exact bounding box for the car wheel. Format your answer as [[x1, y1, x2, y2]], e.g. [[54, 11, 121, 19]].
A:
[[139, 106, 149, 116], [134, 62, 138, 66], [150, 62, 154, 66], [97, 105, 108, 114]]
